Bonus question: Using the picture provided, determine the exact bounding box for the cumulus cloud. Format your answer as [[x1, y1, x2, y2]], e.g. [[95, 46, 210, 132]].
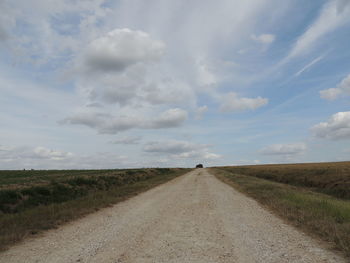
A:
[[64, 1, 272, 127], [80, 28, 165, 73], [77, 33, 195, 108], [320, 74, 350, 100], [72, 27, 196, 128], [287, 0, 350, 60], [220, 92, 268, 112], [260, 143, 307, 156], [63, 29, 191, 135], [110, 136, 141, 145], [251, 34, 275, 44], [143, 140, 221, 160], [50, 1, 274, 136], [62, 108, 188, 134], [311, 111, 350, 140]]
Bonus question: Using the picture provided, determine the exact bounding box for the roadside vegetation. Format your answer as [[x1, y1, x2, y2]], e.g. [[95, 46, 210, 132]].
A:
[[210, 164, 350, 257], [217, 162, 350, 199], [0, 168, 190, 250]]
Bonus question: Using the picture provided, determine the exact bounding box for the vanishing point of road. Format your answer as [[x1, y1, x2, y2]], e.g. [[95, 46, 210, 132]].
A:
[[0, 169, 345, 262]]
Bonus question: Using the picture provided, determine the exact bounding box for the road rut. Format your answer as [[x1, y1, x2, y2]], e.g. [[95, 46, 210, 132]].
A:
[[0, 169, 345, 262]]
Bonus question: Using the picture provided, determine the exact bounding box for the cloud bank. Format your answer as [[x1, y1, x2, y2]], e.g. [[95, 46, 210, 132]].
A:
[[62, 108, 188, 134]]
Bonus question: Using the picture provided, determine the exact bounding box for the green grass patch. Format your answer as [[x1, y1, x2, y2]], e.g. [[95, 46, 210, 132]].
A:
[[211, 168, 350, 257]]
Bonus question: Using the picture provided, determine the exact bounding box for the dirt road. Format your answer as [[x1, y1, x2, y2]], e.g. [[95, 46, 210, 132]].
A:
[[0, 169, 345, 262]]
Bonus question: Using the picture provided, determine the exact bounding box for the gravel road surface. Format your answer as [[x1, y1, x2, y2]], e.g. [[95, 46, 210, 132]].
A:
[[0, 169, 346, 262]]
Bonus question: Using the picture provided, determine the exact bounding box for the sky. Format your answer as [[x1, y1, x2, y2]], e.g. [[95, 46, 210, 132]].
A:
[[1, 0, 350, 169]]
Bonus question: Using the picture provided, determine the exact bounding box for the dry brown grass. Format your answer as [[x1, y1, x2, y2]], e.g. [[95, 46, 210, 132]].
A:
[[0, 168, 190, 251], [215, 162, 350, 199], [210, 165, 350, 258]]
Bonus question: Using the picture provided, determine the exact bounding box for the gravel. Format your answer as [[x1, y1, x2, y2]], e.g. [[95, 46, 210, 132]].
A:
[[0, 169, 346, 262]]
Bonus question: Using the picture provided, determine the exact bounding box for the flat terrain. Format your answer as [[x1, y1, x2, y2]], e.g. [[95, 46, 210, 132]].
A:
[[0, 168, 188, 249], [216, 162, 350, 199], [0, 169, 345, 262]]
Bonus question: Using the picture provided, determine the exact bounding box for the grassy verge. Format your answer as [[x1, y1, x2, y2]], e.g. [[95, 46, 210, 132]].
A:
[[210, 168, 350, 257], [216, 162, 350, 199], [0, 168, 190, 251]]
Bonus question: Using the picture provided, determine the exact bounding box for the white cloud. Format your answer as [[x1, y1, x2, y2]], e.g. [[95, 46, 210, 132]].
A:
[[0, 145, 73, 163], [320, 87, 343, 101], [66, 1, 275, 121], [77, 63, 194, 107], [195, 59, 217, 87], [287, 0, 350, 60], [62, 108, 188, 134], [320, 74, 350, 100], [60, 27, 197, 135], [260, 143, 307, 156], [2, 0, 330, 168], [195, 106, 208, 120], [144, 140, 196, 154], [0, 144, 134, 169], [220, 92, 268, 112], [0, 0, 112, 63], [110, 136, 141, 145], [147, 108, 188, 129], [251, 34, 275, 44], [143, 140, 220, 160], [80, 28, 165, 73], [71, 27, 197, 132], [33, 146, 73, 160], [311, 111, 350, 140], [1, 2, 273, 140]]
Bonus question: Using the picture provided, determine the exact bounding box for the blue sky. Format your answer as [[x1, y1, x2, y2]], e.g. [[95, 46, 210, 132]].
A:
[[1, 0, 350, 169]]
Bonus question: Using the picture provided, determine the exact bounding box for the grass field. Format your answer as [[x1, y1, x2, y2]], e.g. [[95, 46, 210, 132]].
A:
[[0, 168, 191, 250], [210, 163, 350, 257], [216, 162, 350, 199]]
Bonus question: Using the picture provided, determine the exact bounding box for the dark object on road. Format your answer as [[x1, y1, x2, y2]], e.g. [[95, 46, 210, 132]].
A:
[[196, 164, 204, 168]]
